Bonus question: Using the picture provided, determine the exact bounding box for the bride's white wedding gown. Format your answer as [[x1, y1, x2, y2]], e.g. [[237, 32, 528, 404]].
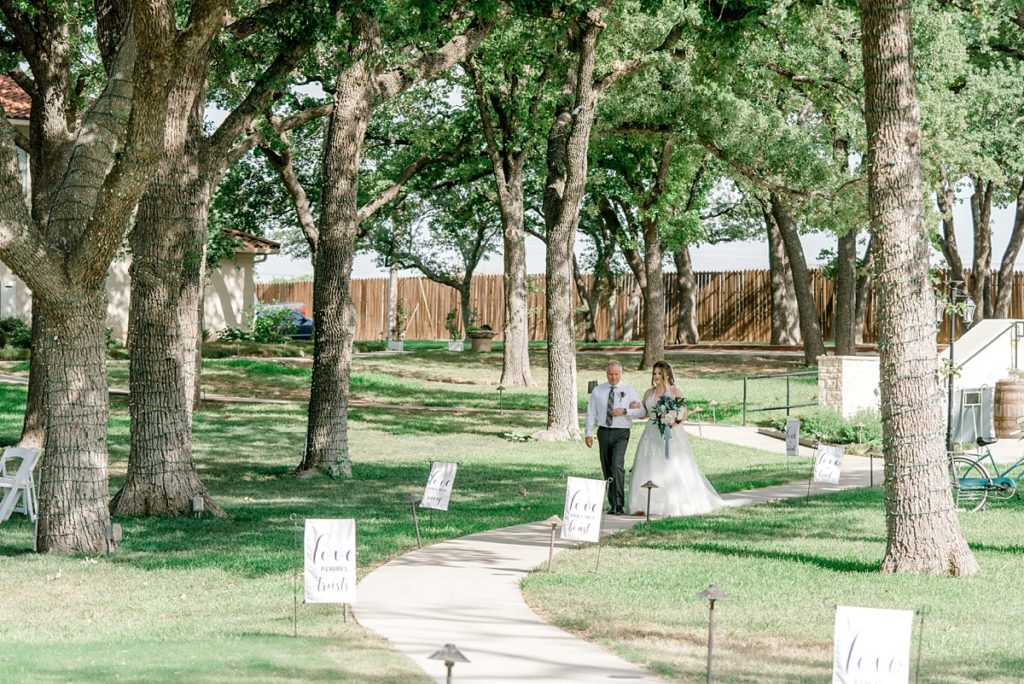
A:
[[628, 393, 725, 517]]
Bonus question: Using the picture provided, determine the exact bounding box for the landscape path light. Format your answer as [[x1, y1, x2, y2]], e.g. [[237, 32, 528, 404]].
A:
[[697, 584, 728, 684], [428, 642, 469, 684], [543, 515, 561, 572], [640, 481, 659, 523], [497, 384, 505, 414]]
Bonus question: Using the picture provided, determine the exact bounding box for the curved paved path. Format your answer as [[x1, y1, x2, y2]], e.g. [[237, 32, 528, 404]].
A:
[[355, 426, 882, 683]]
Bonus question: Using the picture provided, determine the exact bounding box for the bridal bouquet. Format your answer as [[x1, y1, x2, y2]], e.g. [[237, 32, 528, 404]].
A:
[[653, 395, 686, 437]]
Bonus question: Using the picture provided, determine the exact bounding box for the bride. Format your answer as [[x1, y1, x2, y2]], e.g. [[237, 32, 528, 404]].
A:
[[628, 360, 725, 517]]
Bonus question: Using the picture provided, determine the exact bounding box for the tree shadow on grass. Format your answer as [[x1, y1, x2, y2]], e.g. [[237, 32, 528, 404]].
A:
[[106, 459, 578, 578]]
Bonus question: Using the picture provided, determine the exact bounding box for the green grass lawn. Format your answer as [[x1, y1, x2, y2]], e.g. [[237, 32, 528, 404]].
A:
[[0, 346, 817, 422], [0, 378, 802, 683], [522, 487, 1024, 683]]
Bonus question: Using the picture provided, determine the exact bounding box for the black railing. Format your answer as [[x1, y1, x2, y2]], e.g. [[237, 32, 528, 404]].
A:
[[742, 369, 818, 425]]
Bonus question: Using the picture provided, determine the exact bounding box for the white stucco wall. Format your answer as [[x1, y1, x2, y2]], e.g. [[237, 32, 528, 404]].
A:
[[0, 254, 257, 341]]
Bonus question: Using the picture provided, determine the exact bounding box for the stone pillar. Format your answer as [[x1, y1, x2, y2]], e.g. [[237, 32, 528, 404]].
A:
[[818, 355, 881, 418]]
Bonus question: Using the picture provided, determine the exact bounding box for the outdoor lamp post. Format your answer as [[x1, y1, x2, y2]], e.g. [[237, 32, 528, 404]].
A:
[[939, 280, 976, 453], [543, 515, 562, 572], [697, 584, 728, 684], [640, 481, 658, 523], [428, 643, 469, 684], [406, 493, 422, 548]]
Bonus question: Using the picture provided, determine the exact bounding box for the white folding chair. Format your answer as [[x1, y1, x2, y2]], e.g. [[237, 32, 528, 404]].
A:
[[0, 446, 42, 523]]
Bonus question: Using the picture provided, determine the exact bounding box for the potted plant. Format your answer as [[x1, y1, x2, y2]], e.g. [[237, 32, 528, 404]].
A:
[[387, 299, 409, 352], [444, 309, 464, 352], [466, 323, 496, 352]]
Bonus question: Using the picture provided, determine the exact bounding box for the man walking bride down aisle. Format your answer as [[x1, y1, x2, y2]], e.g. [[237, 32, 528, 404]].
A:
[[585, 360, 725, 518]]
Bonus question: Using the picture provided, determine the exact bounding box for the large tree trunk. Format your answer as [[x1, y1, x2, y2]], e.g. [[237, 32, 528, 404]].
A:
[[573, 257, 600, 343], [498, 171, 535, 385], [639, 214, 665, 370], [969, 177, 994, 321], [854, 235, 875, 343], [770, 193, 826, 363], [993, 178, 1024, 318], [459, 284, 472, 332], [765, 203, 800, 345], [298, 61, 369, 475], [834, 230, 858, 356], [385, 264, 399, 339], [860, 0, 978, 576], [622, 283, 640, 342], [936, 179, 966, 284], [112, 76, 221, 517], [673, 247, 699, 344], [537, 14, 604, 440], [36, 295, 112, 554], [607, 280, 619, 340]]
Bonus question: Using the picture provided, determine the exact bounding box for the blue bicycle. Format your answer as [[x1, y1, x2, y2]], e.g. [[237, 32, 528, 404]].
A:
[[949, 434, 1024, 512]]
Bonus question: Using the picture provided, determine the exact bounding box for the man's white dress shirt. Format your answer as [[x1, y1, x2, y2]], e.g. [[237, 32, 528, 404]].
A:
[[584, 382, 645, 437]]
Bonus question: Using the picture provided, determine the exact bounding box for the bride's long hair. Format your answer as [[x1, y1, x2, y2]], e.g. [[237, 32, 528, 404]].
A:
[[651, 360, 675, 387]]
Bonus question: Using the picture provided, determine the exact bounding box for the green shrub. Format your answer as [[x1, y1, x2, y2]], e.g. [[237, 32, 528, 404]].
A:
[[251, 305, 297, 344], [354, 340, 386, 352], [0, 317, 31, 349], [766, 407, 882, 448], [218, 326, 252, 342]]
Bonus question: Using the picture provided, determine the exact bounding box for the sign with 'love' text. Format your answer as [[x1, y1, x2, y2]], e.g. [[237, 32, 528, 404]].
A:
[[813, 444, 845, 485], [561, 476, 605, 543], [785, 419, 801, 457], [833, 605, 914, 684], [420, 461, 458, 511], [304, 519, 357, 604]]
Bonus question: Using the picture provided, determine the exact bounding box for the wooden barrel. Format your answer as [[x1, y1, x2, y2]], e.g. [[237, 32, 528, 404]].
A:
[[994, 379, 1024, 437]]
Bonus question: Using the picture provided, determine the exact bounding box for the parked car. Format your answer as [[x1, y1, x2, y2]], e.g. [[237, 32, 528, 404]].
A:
[[257, 302, 313, 340]]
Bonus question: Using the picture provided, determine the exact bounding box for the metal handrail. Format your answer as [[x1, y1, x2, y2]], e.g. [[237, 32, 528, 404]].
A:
[[742, 369, 818, 425], [951, 321, 1022, 375]]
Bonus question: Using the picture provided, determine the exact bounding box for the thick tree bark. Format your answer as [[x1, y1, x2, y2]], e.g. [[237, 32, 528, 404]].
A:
[[298, 14, 493, 471], [993, 178, 1024, 318], [468, 61, 535, 386], [607, 281, 619, 340], [639, 213, 665, 369], [764, 203, 800, 345], [112, 73, 222, 517], [936, 179, 966, 284], [622, 283, 640, 341], [673, 247, 699, 344], [35, 298, 112, 553], [969, 177, 994, 321], [537, 15, 604, 440], [385, 264, 399, 339], [298, 52, 370, 475], [573, 255, 600, 343], [854, 234, 875, 343], [499, 201, 534, 384], [0, 0, 227, 554], [834, 230, 858, 356], [860, 0, 978, 576], [638, 139, 673, 370], [770, 193, 825, 363]]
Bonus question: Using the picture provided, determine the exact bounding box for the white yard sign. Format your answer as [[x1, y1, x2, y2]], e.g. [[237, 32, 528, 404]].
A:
[[833, 605, 914, 684], [813, 444, 845, 485], [785, 419, 801, 457], [420, 461, 458, 511], [561, 476, 605, 543], [304, 519, 357, 604]]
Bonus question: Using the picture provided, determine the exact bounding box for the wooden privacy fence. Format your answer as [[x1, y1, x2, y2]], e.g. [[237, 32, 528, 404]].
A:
[[257, 270, 873, 343], [256, 270, 1024, 343]]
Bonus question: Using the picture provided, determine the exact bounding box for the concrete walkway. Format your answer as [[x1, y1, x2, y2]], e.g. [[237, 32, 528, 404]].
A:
[[355, 426, 883, 684]]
